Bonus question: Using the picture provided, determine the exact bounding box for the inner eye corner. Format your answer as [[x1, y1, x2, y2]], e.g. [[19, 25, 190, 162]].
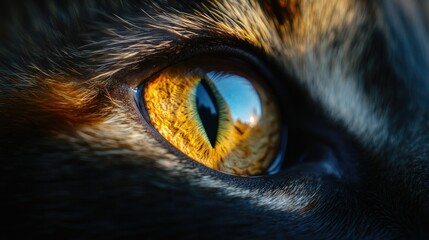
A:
[[134, 53, 286, 177]]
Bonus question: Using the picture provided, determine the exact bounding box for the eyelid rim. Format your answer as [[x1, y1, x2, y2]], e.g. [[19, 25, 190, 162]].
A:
[[124, 44, 280, 89], [111, 42, 359, 183]]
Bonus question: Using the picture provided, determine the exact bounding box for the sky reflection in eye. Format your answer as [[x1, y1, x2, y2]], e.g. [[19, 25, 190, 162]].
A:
[[207, 72, 262, 127]]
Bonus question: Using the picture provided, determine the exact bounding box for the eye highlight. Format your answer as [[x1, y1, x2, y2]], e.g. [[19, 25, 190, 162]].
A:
[[138, 57, 283, 176]]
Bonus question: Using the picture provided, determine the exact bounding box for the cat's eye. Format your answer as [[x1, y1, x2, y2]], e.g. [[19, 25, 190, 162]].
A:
[[135, 56, 285, 176]]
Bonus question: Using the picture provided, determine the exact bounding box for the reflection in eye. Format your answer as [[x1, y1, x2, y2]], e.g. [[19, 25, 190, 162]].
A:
[[207, 72, 262, 128], [139, 57, 283, 176]]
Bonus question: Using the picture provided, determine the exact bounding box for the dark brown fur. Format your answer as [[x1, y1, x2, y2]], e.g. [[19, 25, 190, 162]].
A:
[[1, 0, 429, 239]]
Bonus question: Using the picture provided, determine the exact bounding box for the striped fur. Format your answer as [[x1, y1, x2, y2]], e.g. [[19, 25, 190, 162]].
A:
[[1, 0, 429, 238]]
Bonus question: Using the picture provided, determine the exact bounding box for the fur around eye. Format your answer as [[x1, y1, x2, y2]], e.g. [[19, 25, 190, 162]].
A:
[[136, 56, 284, 176]]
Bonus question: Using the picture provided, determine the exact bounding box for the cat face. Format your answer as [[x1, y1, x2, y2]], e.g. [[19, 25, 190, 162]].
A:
[[2, 0, 429, 238]]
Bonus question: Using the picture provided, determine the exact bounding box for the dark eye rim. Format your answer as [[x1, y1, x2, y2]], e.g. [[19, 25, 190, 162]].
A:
[[132, 47, 289, 177], [124, 43, 361, 182]]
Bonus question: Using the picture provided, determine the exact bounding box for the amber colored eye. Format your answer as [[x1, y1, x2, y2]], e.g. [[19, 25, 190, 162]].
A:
[[137, 57, 283, 176]]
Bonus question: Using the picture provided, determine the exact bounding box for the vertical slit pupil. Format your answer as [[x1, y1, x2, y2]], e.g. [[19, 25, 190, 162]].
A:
[[195, 79, 219, 148]]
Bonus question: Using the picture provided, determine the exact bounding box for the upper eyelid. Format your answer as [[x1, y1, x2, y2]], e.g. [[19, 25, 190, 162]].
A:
[[122, 43, 272, 87]]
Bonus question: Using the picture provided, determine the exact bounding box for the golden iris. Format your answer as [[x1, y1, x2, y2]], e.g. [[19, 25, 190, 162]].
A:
[[141, 57, 281, 176]]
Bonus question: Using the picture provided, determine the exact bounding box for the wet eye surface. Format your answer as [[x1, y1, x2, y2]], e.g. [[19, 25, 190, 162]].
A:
[[136, 56, 284, 176]]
